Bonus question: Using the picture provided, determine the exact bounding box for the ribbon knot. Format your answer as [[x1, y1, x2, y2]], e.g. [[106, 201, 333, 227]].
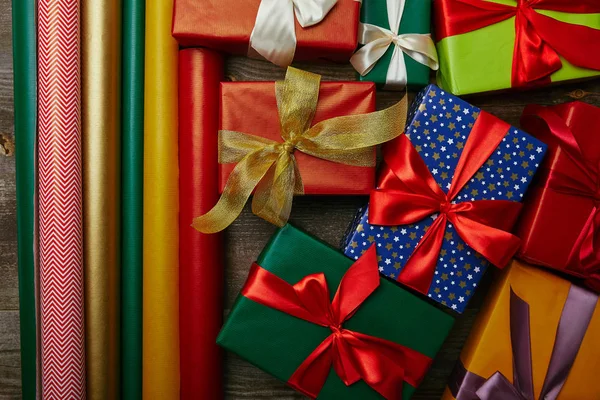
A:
[[434, 0, 600, 89], [192, 67, 407, 233], [280, 138, 299, 155], [439, 200, 453, 215], [350, 0, 438, 90], [240, 246, 433, 399], [369, 111, 523, 295]]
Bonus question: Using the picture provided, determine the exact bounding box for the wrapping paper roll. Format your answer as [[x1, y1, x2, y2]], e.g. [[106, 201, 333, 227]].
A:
[[178, 48, 224, 399], [12, 0, 39, 398], [82, 0, 121, 398], [121, 0, 144, 397], [38, 0, 86, 398], [143, 0, 180, 397]]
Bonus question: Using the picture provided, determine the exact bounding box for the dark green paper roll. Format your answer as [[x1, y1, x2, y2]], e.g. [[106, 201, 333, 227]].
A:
[[121, 0, 144, 397], [12, 0, 38, 399]]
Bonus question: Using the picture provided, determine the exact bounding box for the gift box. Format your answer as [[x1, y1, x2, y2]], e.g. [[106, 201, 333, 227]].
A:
[[350, 0, 437, 91], [442, 260, 600, 400], [343, 84, 547, 313], [192, 67, 406, 234], [516, 102, 600, 292], [172, 0, 360, 66], [219, 80, 377, 196], [218, 224, 454, 399], [433, 0, 600, 95]]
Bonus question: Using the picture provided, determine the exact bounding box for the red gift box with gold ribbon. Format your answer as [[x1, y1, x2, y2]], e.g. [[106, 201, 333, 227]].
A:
[[516, 101, 600, 292]]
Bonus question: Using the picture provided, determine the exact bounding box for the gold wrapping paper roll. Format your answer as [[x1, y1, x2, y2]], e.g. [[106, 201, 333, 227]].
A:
[[143, 0, 180, 398], [82, 0, 121, 398]]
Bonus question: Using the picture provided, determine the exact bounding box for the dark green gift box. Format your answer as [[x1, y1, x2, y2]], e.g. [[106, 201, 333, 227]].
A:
[[217, 224, 454, 399], [358, 0, 433, 90]]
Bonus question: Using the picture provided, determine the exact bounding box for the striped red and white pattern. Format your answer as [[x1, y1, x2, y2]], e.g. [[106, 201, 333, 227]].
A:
[[38, 0, 86, 398]]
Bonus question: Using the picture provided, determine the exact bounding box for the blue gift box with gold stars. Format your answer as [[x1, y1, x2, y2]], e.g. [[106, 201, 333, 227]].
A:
[[342, 84, 547, 313]]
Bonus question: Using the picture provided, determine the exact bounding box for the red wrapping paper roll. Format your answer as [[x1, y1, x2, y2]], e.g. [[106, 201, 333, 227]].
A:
[[178, 48, 224, 399], [38, 0, 86, 397]]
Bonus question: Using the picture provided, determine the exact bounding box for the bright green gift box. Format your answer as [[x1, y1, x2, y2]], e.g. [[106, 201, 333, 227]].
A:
[[353, 0, 435, 91], [217, 224, 454, 399], [434, 0, 600, 95]]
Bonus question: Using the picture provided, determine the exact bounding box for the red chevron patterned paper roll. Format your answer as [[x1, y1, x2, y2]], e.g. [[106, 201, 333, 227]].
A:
[[38, 0, 86, 398]]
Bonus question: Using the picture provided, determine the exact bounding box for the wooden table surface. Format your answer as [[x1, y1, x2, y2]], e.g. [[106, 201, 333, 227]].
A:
[[2, 1, 600, 397]]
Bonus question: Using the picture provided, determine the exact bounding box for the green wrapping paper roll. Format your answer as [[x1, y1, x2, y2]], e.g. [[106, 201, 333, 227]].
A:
[[12, 0, 38, 398], [121, 0, 144, 397]]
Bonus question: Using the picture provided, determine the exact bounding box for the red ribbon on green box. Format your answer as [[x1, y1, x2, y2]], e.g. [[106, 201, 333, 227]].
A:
[[241, 246, 432, 399], [434, 0, 600, 89]]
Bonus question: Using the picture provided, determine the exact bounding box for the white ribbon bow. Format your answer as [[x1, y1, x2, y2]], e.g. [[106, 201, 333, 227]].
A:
[[350, 0, 439, 90], [249, 0, 339, 67]]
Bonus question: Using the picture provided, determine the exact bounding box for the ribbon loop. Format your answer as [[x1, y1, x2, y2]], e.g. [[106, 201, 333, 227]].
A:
[[241, 245, 433, 399], [193, 67, 406, 233], [350, 0, 438, 90], [249, 0, 337, 67], [370, 112, 522, 294]]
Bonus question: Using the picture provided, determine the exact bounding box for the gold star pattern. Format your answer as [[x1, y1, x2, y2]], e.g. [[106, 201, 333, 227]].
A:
[[357, 224, 364, 232], [341, 89, 546, 313]]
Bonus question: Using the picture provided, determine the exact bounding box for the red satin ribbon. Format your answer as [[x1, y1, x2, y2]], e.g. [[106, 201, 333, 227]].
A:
[[241, 246, 432, 399], [434, 0, 600, 88], [370, 111, 522, 295], [521, 104, 600, 291]]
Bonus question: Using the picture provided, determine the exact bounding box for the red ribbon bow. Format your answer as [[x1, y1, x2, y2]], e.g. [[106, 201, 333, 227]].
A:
[[521, 104, 600, 292], [434, 0, 600, 88], [241, 246, 432, 399], [369, 111, 522, 295]]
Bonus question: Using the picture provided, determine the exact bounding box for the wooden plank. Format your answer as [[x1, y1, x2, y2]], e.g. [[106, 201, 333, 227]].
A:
[[1, 12, 600, 399]]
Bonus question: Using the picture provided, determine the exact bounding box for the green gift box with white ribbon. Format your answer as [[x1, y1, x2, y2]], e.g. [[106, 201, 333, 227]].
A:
[[351, 0, 437, 91]]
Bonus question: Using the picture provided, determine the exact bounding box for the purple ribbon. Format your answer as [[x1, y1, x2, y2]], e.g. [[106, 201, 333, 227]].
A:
[[449, 284, 598, 400]]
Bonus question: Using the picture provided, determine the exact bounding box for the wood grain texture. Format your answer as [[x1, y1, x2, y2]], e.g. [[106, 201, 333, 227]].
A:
[[2, 8, 600, 397]]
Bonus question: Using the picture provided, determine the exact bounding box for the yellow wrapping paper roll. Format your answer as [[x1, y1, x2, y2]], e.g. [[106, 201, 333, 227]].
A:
[[143, 0, 180, 398], [442, 260, 600, 400], [82, 0, 121, 398]]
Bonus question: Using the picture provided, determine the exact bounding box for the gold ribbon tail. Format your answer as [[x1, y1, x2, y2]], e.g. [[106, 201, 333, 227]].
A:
[[192, 148, 279, 234]]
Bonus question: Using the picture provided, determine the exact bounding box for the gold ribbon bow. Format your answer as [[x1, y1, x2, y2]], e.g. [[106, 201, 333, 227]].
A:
[[192, 67, 407, 233], [350, 0, 438, 90], [249, 0, 339, 67]]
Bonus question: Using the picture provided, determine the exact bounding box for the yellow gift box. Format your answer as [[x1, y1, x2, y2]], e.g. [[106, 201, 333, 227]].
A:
[[443, 260, 600, 400]]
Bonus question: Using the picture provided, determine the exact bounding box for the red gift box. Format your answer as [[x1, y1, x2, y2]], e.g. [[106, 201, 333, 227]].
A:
[[172, 0, 359, 63], [517, 101, 600, 291], [219, 81, 377, 195]]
